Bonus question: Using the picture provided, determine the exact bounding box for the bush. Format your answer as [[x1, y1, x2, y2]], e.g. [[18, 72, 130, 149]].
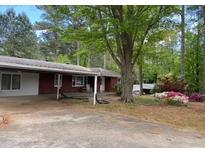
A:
[[189, 93, 205, 102], [114, 83, 122, 96], [165, 99, 187, 106], [153, 73, 188, 93], [154, 91, 189, 106]]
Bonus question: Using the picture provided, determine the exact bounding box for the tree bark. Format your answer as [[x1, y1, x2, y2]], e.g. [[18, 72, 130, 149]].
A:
[[121, 61, 134, 102], [120, 34, 135, 102], [109, 6, 135, 102], [180, 5, 185, 79]]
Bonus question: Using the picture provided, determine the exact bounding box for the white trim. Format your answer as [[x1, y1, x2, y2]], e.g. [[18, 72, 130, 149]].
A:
[[0, 71, 39, 96], [0, 62, 99, 76], [0, 71, 22, 91], [56, 74, 62, 100], [54, 74, 62, 87], [93, 75, 97, 105], [72, 75, 85, 87]]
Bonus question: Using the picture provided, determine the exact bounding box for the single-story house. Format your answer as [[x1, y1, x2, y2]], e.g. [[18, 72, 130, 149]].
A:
[[0, 55, 120, 104]]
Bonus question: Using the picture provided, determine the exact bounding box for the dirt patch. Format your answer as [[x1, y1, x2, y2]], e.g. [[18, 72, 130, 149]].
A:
[[148, 127, 164, 135], [0, 114, 11, 128]]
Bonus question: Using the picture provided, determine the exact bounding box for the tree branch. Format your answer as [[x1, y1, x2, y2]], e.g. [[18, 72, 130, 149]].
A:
[[132, 6, 165, 65], [97, 8, 121, 67]]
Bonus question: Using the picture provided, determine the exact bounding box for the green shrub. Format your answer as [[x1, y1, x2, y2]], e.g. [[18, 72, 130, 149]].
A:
[[114, 83, 122, 96], [164, 99, 187, 106]]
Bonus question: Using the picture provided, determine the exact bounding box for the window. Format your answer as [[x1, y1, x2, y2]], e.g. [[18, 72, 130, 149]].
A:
[[54, 74, 62, 87], [1, 74, 21, 90], [12, 74, 21, 90], [72, 76, 85, 87], [1, 74, 11, 90]]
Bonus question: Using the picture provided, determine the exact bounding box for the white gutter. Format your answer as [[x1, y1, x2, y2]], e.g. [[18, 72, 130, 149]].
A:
[[0, 62, 100, 76]]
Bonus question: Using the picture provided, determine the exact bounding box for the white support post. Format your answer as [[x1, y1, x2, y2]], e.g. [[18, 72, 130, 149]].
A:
[[57, 86, 60, 100], [93, 75, 97, 105], [56, 74, 62, 100]]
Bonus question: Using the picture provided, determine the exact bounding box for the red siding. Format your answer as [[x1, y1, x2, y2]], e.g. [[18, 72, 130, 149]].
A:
[[105, 77, 118, 92], [39, 73, 56, 94], [39, 73, 118, 94], [39, 73, 85, 94], [61, 75, 86, 93]]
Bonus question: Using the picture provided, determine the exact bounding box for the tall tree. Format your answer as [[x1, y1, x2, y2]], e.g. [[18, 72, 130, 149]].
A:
[[180, 5, 185, 79], [203, 6, 205, 92], [186, 6, 204, 92], [61, 6, 176, 102], [0, 9, 38, 58], [137, 30, 180, 84], [35, 6, 76, 61]]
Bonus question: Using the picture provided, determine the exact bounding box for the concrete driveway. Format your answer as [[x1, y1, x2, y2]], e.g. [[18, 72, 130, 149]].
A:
[[0, 95, 205, 148]]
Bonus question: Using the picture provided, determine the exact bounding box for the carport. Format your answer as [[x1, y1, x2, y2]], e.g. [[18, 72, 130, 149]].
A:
[[0, 56, 100, 104]]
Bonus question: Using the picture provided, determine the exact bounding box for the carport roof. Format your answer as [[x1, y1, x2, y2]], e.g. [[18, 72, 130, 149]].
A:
[[0, 55, 98, 75], [90, 68, 120, 78]]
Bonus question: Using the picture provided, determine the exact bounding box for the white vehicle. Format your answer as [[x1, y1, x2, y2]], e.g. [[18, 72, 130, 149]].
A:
[[133, 84, 155, 95]]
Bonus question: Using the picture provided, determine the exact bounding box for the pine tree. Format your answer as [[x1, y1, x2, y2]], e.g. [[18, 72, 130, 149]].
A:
[[0, 9, 39, 58]]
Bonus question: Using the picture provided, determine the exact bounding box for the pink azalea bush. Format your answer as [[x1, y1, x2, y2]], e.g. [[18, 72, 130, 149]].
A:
[[153, 73, 188, 93], [189, 93, 205, 102], [154, 91, 189, 106]]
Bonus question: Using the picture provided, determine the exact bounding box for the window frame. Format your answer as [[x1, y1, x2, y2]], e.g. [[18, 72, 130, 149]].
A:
[[0, 72, 21, 91], [12, 74, 21, 90], [54, 74, 62, 87], [72, 75, 85, 87]]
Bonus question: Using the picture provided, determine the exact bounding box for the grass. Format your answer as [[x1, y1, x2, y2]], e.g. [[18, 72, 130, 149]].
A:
[[64, 95, 205, 135]]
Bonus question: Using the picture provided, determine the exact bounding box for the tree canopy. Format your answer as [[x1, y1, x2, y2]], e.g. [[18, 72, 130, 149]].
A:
[[0, 5, 205, 101], [0, 9, 39, 58], [58, 6, 178, 102]]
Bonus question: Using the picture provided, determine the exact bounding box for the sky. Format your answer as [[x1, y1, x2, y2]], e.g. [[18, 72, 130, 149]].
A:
[[0, 5, 44, 24]]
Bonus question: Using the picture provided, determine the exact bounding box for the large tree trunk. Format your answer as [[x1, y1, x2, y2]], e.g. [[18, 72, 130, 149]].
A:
[[180, 5, 185, 79], [120, 33, 135, 102], [121, 61, 134, 102]]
